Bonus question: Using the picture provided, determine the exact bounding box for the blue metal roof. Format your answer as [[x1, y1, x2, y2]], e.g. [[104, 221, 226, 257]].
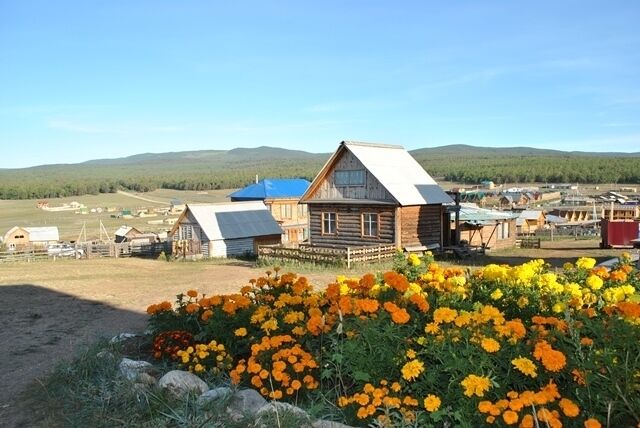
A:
[[229, 179, 311, 200]]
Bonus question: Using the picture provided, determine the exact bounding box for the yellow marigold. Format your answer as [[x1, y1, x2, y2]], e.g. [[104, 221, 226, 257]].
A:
[[490, 289, 503, 300], [433, 307, 458, 324], [460, 374, 491, 397], [401, 359, 425, 382], [234, 327, 247, 337], [408, 253, 422, 266], [423, 394, 441, 412], [481, 337, 501, 353], [586, 275, 603, 290], [512, 357, 537, 378], [576, 257, 596, 270]]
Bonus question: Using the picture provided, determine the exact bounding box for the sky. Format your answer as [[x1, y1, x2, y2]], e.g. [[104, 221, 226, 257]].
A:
[[1, 1, 639, 168]]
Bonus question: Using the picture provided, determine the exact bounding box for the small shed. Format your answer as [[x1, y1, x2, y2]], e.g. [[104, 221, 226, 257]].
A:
[[3, 226, 59, 250], [114, 226, 144, 243], [454, 204, 518, 250], [169, 201, 283, 258], [516, 210, 546, 235]]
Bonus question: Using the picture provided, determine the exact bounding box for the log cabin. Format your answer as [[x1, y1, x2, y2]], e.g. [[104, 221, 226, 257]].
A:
[[299, 141, 454, 250]]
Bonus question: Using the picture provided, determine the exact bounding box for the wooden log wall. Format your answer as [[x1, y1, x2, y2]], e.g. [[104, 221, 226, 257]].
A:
[[308, 204, 395, 248], [400, 205, 442, 248]]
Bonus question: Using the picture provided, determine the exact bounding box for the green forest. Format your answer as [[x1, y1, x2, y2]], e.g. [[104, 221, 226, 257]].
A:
[[1, 145, 639, 200]]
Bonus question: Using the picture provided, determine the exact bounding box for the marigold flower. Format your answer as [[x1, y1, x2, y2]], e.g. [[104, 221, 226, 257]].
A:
[[401, 359, 425, 381], [234, 327, 247, 337], [460, 374, 491, 397], [584, 418, 602, 428], [423, 394, 441, 412], [502, 410, 518, 425], [512, 357, 537, 378], [186, 289, 198, 298], [185, 303, 200, 314], [481, 337, 501, 353], [559, 398, 580, 417], [576, 257, 596, 270]]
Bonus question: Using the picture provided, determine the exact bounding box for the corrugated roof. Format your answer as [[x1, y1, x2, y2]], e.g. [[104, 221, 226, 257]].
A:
[[186, 201, 282, 241], [229, 179, 311, 200], [23, 227, 59, 242], [458, 204, 518, 224], [303, 141, 452, 206]]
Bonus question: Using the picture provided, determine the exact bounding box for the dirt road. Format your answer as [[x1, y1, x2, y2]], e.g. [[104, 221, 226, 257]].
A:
[[0, 258, 338, 427]]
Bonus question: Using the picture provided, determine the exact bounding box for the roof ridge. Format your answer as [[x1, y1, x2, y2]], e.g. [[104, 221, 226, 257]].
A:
[[342, 140, 404, 149]]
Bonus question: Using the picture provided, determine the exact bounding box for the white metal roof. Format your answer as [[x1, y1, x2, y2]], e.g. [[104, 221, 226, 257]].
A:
[[115, 226, 133, 237], [186, 201, 282, 241], [303, 141, 453, 206], [23, 227, 59, 242]]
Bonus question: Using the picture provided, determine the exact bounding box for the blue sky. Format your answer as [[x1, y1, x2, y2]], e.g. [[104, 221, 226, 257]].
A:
[[1, 1, 639, 168]]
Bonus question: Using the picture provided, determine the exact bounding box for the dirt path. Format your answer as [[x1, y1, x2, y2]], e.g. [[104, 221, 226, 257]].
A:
[[0, 258, 339, 427], [116, 190, 170, 205]]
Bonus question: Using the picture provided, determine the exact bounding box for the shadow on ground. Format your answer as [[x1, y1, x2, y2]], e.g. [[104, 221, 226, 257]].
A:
[[0, 284, 148, 427]]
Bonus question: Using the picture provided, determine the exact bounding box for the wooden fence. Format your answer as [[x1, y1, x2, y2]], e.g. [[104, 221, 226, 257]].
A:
[[515, 237, 541, 249], [258, 244, 398, 268], [0, 242, 170, 263], [0, 249, 50, 263]]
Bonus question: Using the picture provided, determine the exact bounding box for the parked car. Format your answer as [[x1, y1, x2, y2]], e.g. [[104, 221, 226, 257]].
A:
[[47, 243, 84, 257]]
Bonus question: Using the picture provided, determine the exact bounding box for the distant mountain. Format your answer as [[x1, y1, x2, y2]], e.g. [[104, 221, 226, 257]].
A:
[[1, 144, 639, 199]]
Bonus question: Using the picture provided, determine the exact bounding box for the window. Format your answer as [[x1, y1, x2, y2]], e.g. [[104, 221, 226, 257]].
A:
[[362, 213, 379, 237], [334, 169, 365, 186], [179, 225, 193, 240], [280, 204, 293, 219], [297, 204, 307, 218], [322, 212, 337, 235], [497, 222, 510, 240]]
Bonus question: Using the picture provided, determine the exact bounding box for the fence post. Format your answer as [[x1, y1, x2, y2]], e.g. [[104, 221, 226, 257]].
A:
[[347, 247, 351, 269], [378, 245, 381, 262]]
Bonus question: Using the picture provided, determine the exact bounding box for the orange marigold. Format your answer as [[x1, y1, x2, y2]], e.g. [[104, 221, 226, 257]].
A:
[[502, 410, 518, 425], [391, 308, 411, 324], [559, 398, 580, 417], [186, 289, 198, 298], [584, 418, 602, 428]]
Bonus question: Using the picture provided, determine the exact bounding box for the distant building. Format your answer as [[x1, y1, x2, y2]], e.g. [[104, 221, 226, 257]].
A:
[[229, 178, 311, 245], [169, 201, 282, 258], [516, 210, 546, 235], [2, 226, 59, 250], [114, 226, 144, 243], [480, 180, 495, 189]]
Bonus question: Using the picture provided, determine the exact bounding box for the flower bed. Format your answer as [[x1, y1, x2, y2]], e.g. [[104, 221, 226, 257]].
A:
[[147, 252, 640, 427]]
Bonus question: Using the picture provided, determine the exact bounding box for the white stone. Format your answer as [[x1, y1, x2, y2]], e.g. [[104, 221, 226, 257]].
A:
[[119, 358, 152, 381], [256, 401, 311, 426], [197, 386, 233, 407], [312, 420, 357, 428], [110, 332, 139, 344], [158, 370, 209, 397]]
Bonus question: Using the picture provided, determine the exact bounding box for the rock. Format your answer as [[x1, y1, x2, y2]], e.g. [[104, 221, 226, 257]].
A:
[[119, 358, 152, 381], [312, 420, 357, 428], [96, 350, 115, 361], [226, 389, 268, 420], [197, 386, 233, 407], [135, 372, 158, 386], [158, 370, 209, 398], [256, 402, 311, 427], [110, 332, 139, 344]]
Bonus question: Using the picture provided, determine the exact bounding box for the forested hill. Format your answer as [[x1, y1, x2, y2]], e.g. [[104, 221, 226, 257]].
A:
[[1, 145, 639, 200]]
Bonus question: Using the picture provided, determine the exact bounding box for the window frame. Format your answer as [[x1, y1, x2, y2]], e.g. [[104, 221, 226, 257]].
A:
[[321, 212, 337, 235], [334, 169, 365, 186], [361, 212, 380, 238]]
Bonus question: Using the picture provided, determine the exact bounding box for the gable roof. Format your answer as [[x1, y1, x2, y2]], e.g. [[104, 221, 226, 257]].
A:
[[24, 227, 59, 242], [228, 178, 311, 200], [516, 210, 546, 226], [301, 141, 453, 206], [115, 226, 142, 237], [458, 204, 518, 225], [176, 201, 282, 241]]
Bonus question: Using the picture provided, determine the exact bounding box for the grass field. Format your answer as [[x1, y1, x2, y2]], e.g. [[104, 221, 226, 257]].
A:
[[0, 188, 234, 241]]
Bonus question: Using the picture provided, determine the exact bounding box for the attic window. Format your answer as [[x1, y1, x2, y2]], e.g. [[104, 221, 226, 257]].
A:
[[335, 169, 365, 186]]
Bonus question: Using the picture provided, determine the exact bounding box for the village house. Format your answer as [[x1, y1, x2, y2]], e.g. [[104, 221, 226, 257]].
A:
[[114, 226, 143, 243], [454, 204, 518, 251], [516, 210, 546, 235], [299, 141, 453, 250], [499, 192, 531, 208], [229, 178, 311, 245], [2, 226, 59, 250], [169, 201, 282, 258]]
